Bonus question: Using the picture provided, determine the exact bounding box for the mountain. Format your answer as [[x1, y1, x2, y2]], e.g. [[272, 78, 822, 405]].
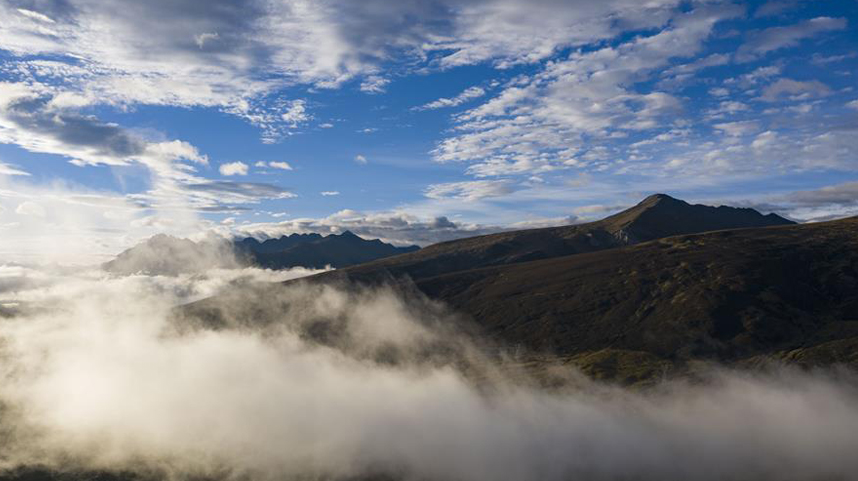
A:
[[102, 234, 241, 275], [103, 231, 419, 275], [412, 217, 858, 376], [238, 231, 419, 269], [236, 232, 324, 254], [312, 215, 858, 384], [326, 193, 794, 281], [177, 194, 838, 384]]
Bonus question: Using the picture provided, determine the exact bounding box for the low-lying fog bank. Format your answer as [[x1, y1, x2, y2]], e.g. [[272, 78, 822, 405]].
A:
[[0, 264, 856, 481]]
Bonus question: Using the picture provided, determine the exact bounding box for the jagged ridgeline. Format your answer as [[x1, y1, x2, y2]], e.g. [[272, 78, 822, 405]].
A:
[[102, 231, 419, 275]]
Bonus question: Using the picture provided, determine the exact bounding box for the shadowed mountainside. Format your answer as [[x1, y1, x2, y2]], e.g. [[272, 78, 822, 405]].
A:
[[302, 216, 857, 384]]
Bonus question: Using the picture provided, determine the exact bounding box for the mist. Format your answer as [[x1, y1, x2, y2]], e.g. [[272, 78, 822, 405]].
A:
[[1, 263, 857, 481]]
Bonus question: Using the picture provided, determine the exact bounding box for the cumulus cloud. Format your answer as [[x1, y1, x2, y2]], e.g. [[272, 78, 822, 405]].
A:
[[760, 78, 831, 102], [0, 83, 290, 218], [713, 121, 760, 137], [219, 161, 249, 176], [354, 154, 367, 164], [0, 265, 857, 481], [0, 82, 150, 167], [268, 161, 293, 170]]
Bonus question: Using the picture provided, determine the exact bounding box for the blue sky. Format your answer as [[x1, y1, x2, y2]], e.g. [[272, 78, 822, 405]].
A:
[[0, 0, 856, 262]]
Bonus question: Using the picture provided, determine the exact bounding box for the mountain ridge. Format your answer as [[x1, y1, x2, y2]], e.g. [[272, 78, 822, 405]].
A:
[[239, 230, 419, 269], [329, 193, 795, 281], [103, 231, 419, 275]]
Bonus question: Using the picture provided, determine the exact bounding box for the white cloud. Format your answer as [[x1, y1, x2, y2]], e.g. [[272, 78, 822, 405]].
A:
[[714, 121, 759, 137], [219, 161, 249, 176], [705, 100, 750, 119], [659, 124, 858, 178], [425, 180, 514, 202], [661, 53, 731, 78], [429, 0, 682, 69], [0, 161, 30, 176], [811, 52, 858, 65], [280, 100, 310, 126], [15, 201, 46, 218], [319, 123, 334, 128], [846, 100, 858, 110], [0, 0, 691, 143], [193, 32, 219, 49], [268, 161, 293, 170], [0, 83, 292, 218], [354, 154, 367, 165], [753, 0, 803, 18], [359, 75, 390, 94], [414, 86, 486, 111], [320, 191, 340, 196], [737, 17, 848, 62], [15, 8, 55, 23], [433, 4, 742, 177], [760, 79, 831, 102]]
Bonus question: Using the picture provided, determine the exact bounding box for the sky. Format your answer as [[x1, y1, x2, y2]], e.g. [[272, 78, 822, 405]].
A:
[[0, 0, 856, 262]]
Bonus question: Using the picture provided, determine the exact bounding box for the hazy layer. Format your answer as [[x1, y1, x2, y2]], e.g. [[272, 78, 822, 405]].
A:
[[0, 264, 856, 481]]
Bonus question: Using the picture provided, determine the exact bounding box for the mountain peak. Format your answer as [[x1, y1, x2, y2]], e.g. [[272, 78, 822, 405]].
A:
[[603, 193, 794, 243], [637, 193, 686, 209], [643, 193, 678, 202]]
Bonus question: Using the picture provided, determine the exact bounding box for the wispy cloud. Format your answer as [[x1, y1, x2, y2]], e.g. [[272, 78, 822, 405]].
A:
[[414, 86, 486, 111], [737, 16, 847, 62]]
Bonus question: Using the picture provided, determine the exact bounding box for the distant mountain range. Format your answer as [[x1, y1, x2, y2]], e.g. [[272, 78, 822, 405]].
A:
[[236, 231, 419, 269], [175, 193, 856, 386], [103, 231, 419, 275]]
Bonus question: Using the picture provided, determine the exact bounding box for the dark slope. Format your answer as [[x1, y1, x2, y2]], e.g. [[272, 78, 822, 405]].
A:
[[303, 217, 858, 384], [244, 231, 419, 269], [335, 194, 794, 281], [407, 217, 858, 363]]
